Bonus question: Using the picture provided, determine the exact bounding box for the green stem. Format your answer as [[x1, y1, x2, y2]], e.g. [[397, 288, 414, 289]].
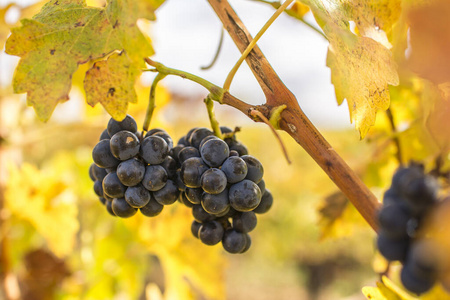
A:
[[201, 28, 225, 70], [143, 73, 166, 132], [144, 58, 225, 102], [223, 0, 295, 91], [204, 95, 223, 139]]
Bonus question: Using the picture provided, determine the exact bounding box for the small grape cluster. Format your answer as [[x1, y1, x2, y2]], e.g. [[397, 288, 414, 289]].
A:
[[89, 115, 273, 254], [377, 163, 445, 294]]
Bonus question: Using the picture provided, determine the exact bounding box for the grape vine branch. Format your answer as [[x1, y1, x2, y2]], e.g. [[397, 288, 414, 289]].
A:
[[206, 0, 380, 231]]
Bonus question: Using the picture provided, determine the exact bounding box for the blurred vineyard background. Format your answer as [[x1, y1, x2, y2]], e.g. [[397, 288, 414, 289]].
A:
[[1, 0, 449, 299]]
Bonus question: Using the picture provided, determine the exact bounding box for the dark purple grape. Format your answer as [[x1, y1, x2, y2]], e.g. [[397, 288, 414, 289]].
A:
[[232, 212, 257, 233], [106, 200, 116, 216], [377, 203, 410, 239], [200, 139, 230, 168], [169, 145, 185, 164], [201, 168, 227, 194], [401, 263, 435, 295], [229, 150, 239, 157], [140, 136, 169, 165], [94, 180, 103, 197], [89, 164, 96, 181], [179, 192, 194, 208], [408, 239, 442, 280], [192, 204, 215, 222], [160, 156, 177, 178], [107, 115, 137, 137], [383, 188, 404, 206], [229, 179, 262, 212], [230, 142, 248, 156], [184, 127, 198, 146], [102, 172, 126, 198], [92, 139, 120, 168], [92, 164, 107, 181], [202, 189, 229, 215], [174, 169, 186, 191], [110, 131, 140, 160], [199, 135, 220, 149], [142, 165, 168, 191], [152, 131, 173, 149], [99, 129, 110, 140], [221, 156, 248, 184], [222, 229, 247, 253], [253, 189, 273, 214], [241, 155, 263, 183], [112, 197, 137, 218], [152, 180, 180, 205], [144, 128, 167, 138], [99, 197, 106, 205], [180, 157, 209, 188], [185, 187, 203, 204], [116, 158, 146, 187], [240, 233, 252, 253], [125, 184, 151, 208], [140, 197, 164, 217], [178, 146, 200, 164], [377, 232, 409, 262], [199, 221, 224, 245], [257, 179, 266, 195], [191, 221, 202, 238], [189, 128, 213, 149], [178, 136, 187, 146]]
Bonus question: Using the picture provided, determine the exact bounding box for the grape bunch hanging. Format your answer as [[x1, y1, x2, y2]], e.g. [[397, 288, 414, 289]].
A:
[[377, 163, 448, 294], [89, 115, 273, 254]]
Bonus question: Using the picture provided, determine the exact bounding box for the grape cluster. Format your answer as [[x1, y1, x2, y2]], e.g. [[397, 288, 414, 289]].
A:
[[377, 163, 445, 294], [89, 115, 273, 254], [89, 115, 179, 219]]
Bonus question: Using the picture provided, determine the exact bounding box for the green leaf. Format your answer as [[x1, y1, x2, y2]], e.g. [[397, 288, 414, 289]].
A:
[[306, 0, 400, 138], [5, 0, 163, 121]]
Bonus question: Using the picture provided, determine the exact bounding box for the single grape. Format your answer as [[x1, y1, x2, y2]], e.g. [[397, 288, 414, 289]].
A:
[[201, 168, 227, 194], [160, 156, 177, 178], [401, 264, 435, 295], [99, 197, 106, 205], [144, 128, 167, 138], [153, 180, 180, 205], [229, 179, 262, 212], [102, 172, 127, 198], [140, 197, 164, 217], [199, 135, 220, 149], [185, 187, 203, 204], [125, 184, 151, 208], [184, 127, 199, 146], [241, 155, 264, 183], [178, 146, 200, 164], [404, 176, 438, 213], [222, 229, 247, 253], [407, 239, 443, 280], [382, 188, 404, 206], [99, 129, 110, 140], [178, 192, 194, 208], [191, 220, 202, 239], [240, 233, 252, 253], [174, 169, 186, 191], [92, 164, 107, 182], [110, 131, 140, 160], [177, 136, 187, 146], [140, 136, 169, 165], [107, 115, 137, 137], [202, 189, 230, 215], [94, 180, 103, 197], [253, 189, 273, 214], [221, 156, 248, 184], [142, 165, 168, 191], [192, 204, 216, 223], [230, 142, 248, 156], [200, 139, 230, 168], [199, 221, 224, 245], [229, 150, 239, 157], [257, 179, 266, 195], [377, 232, 409, 262], [377, 204, 410, 239], [89, 164, 96, 181], [112, 197, 137, 218], [189, 128, 213, 149], [180, 157, 209, 188], [169, 145, 185, 164], [232, 211, 257, 233], [152, 131, 174, 149], [105, 200, 116, 216], [92, 139, 120, 168], [116, 158, 146, 187]]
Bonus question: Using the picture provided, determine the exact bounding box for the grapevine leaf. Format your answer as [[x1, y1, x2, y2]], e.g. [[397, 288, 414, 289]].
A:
[[84, 51, 139, 121], [407, 0, 450, 84], [5, 0, 163, 121], [287, 1, 310, 19], [306, 0, 399, 138]]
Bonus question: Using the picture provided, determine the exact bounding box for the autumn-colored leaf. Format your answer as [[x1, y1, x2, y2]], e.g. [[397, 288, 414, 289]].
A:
[[5, 0, 163, 121], [407, 0, 450, 84], [306, 0, 399, 138]]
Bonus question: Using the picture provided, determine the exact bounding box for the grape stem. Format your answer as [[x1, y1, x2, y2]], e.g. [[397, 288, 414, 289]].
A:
[[223, 0, 294, 91], [201, 28, 224, 70], [143, 72, 166, 132], [208, 0, 380, 231], [204, 95, 224, 139], [250, 108, 291, 164]]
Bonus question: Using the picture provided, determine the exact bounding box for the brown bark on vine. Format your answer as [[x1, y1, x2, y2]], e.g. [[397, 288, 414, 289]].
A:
[[207, 0, 381, 231]]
